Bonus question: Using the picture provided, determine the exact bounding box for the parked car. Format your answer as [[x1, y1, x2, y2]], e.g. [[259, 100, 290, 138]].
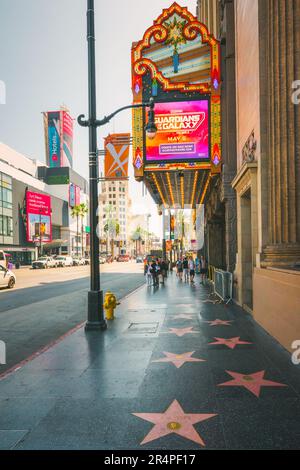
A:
[[136, 256, 143, 263], [56, 256, 73, 267], [0, 250, 7, 269], [0, 265, 16, 289], [83, 258, 90, 265], [73, 257, 85, 266], [99, 257, 106, 264], [117, 254, 129, 262], [32, 256, 57, 269]]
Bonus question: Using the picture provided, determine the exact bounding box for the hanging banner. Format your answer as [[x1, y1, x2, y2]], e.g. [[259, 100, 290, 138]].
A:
[[44, 110, 73, 168], [61, 111, 73, 168], [170, 214, 175, 240], [47, 111, 61, 168], [104, 133, 130, 179], [166, 240, 172, 252], [26, 191, 52, 243]]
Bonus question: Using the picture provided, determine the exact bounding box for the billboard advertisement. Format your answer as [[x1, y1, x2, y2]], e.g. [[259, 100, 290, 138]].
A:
[[104, 133, 130, 179], [44, 111, 73, 168], [26, 191, 52, 243], [146, 100, 209, 162]]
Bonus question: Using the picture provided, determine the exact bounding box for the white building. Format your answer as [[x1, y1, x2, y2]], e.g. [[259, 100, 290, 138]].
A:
[[98, 179, 130, 254]]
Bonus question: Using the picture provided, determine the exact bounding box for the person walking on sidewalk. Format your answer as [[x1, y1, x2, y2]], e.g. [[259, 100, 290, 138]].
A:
[[176, 258, 183, 281], [145, 261, 152, 285], [160, 259, 168, 285], [183, 257, 189, 282], [189, 256, 195, 284], [200, 255, 208, 284]]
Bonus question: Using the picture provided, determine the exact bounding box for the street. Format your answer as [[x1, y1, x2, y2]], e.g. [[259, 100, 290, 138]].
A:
[[0, 262, 145, 373]]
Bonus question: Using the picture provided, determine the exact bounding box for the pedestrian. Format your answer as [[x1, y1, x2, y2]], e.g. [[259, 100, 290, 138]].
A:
[[195, 256, 200, 274], [7, 259, 13, 270], [160, 259, 167, 284], [189, 256, 195, 284], [200, 255, 207, 284], [176, 258, 183, 281], [150, 259, 157, 286], [146, 262, 152, 285], [183, 257, 189, 282]]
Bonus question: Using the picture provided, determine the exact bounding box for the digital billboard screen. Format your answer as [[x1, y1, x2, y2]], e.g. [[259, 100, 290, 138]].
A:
[[146, 99, 209, 162], [26, 191, 52, 243]]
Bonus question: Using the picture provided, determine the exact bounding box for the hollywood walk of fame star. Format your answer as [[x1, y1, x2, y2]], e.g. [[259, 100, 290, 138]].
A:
[[218, 370, 287, 397], [133, 399, 217, 446], [204, 319, 233, 326], [208, 337, 252, 349], [173, 314, 194, 320], [152, 351, 206, 368], [168, 327, 196, 337]]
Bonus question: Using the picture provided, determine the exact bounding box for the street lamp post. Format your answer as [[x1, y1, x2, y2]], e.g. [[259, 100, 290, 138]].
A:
[[78, 0, 157, 331]]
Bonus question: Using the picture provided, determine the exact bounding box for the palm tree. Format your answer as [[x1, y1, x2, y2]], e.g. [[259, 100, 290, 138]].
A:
[[79, 203, 88, 257], [131, 225, 145, 256], [71, 204, 81, 257], [103, 204, 120, 259]]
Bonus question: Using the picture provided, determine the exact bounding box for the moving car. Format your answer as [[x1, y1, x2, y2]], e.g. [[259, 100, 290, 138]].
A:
[[32, 256, 57, 269], [0, 265, 16, 288], [56, 256, 73, 267]]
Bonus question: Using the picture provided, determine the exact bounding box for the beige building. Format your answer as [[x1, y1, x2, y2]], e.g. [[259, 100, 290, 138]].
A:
[[98, 179, 129, 254], [197, 0, 300, 352]]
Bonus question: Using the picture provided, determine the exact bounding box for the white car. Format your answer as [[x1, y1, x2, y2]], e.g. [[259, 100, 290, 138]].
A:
[[0, 265, 16, 288], [73, 257, 86, 266], [32, 257, 57, 269], [56, 256, 73, 267]]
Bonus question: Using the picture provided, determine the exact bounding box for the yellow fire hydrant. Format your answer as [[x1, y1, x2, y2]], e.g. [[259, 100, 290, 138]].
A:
[[104, 291, 118, 320]]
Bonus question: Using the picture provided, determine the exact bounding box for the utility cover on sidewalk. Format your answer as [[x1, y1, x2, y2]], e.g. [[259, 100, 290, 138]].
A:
[[128, 322, 159, 334]]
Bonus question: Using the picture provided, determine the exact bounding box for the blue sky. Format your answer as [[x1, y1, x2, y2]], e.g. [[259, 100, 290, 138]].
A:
[[0, 0, 197, 235]]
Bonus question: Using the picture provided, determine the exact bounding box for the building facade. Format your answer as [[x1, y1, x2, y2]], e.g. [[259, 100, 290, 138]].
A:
[[98, 179, 130, 255], [0, 143, 89, 264], [197, 0, 300, 351]]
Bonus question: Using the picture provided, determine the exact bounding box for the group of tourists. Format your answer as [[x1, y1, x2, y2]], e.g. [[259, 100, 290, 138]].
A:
[[144, 258, 169, 287], [144, 255, 208, 287], [176, 255, 207, 285]]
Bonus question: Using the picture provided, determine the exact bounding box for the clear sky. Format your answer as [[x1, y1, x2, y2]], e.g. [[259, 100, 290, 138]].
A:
[[0, 0, 197, 236]]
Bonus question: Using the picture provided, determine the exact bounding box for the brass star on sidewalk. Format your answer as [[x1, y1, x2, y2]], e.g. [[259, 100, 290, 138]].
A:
[[152, 351, 206, 368], [133, 399, 217, 446], [169, 327, 196, 337], [204, 319, 233, 326], [173, 314, 194, 320], [218, 370, 287, 397], [208, 337, 252, 349]]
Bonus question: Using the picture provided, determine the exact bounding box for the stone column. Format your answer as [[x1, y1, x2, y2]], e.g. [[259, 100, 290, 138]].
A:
[[262, 0, 300, 266]]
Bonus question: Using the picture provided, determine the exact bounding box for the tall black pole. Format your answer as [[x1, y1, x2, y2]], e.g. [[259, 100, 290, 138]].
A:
[[85, 0, 106, 330]]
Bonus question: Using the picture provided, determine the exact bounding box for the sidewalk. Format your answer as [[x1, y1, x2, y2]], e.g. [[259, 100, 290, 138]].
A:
[[0, 272, 300, 450]]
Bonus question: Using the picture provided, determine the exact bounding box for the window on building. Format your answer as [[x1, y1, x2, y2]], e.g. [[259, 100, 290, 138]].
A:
[[0, 172, 13, 243], [0, 215, 13, 237]]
